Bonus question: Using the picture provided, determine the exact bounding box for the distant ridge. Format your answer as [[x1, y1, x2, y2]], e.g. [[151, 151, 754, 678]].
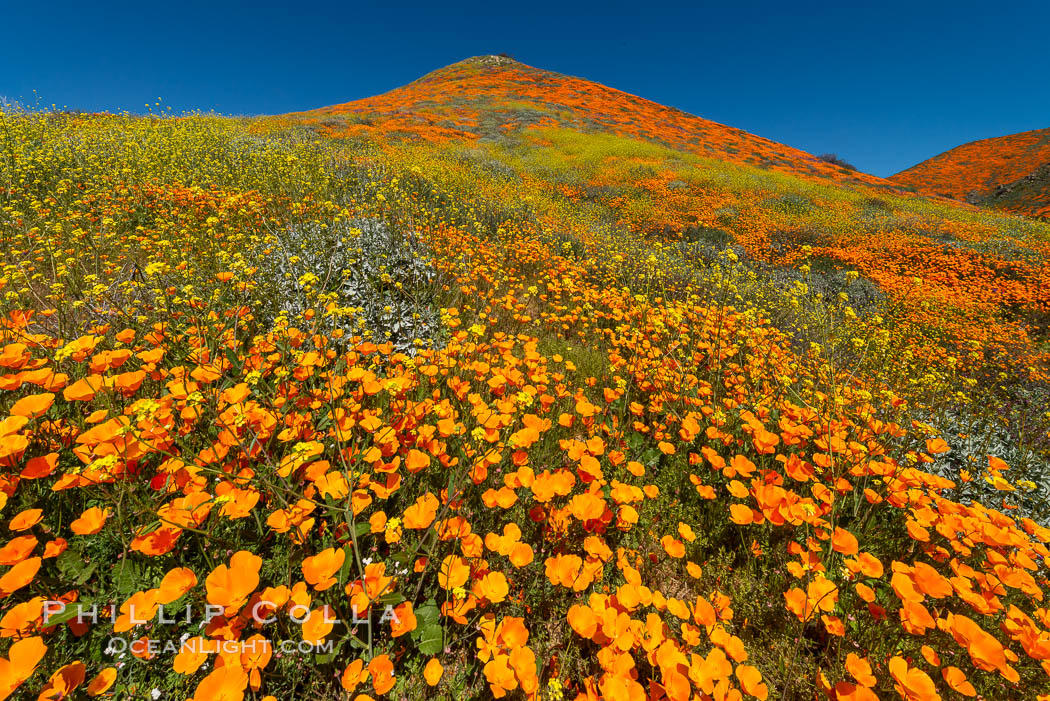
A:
[[891, 127, 1050, 219]]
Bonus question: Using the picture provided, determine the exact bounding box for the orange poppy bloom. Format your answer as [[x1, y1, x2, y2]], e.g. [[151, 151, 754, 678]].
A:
[[9, 393, 55, 419], [424, 658, 443, 686], [831, 527, 858, 556], [8, 509, 43, 532], [369, 654, 396, 695], [887, 656, 939, 701], [37, 661, 86, 700], [302, 606, 336, 643], [0, 536, 37, 565], [567, 604, 598, 639], [158, 567, 198, 605], [389, 601, 417, 638], [0, 557, 41, 597], [475, 571, 509, 603], [70, 506, 110, 535], [340, 659, 367, 692], [0, 636, 47, 699], [301, 547, 345, 591], [192, 664, 249, 701], [736, 664, 768, 701], [20, 453, 58, 479], [438, 554, 470, 590], [941, 667, 975, 696], [405, 448, 431, 473], [661, 536, 685, 558], [86, 667, 117, 696], [846, 653, 876, 687], [403, 492, 440, 529], [205, 550, 262, 615], [729, 504, 754, 525]]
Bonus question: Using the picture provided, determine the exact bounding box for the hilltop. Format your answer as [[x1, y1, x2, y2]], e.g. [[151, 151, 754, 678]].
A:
[[300, 55, 896, 189], [892, 126, 1050, 218]]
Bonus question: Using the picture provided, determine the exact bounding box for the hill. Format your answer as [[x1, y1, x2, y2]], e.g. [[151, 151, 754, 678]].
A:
[[301, 55, 896, 189], [892, 127, 1050, 218], [1, 58, 1050, 700]]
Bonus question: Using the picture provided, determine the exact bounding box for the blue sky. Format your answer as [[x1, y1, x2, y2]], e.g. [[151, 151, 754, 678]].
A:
[[2, 0, 1048, 177]]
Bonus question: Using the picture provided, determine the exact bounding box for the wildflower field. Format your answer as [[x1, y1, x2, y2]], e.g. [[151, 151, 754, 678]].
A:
[[2, 57, 1050, 700]]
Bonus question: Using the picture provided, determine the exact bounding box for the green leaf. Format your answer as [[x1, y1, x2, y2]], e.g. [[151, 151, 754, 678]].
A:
[[640, 447, 661, 465], [45, 601, 94, 626], [57, 550, 96, 586], [313, 638, 346, 664], [376, 591, 405, 606], [414, 604, 440, 630], [336, 545, 354, 587], [112, 560, 142, 596], [417, 623, 443, 655]]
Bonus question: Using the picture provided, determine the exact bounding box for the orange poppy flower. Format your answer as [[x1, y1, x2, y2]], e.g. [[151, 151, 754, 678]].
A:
[[192, 664, 249, 701], [855, 552, 884, 578], [70, 506, 110, 535], [301, 547, 345, 591], [567, 604, 598, 639], [475, 571, 509, 603], [834, 682, 879, 701], [941, 667, 975, 697], [369, 654, 396, 695], [0, 596, 42, 638], [925, 438, 949, 454], [736, 664, 768, 701], [661, 536, 685, 558], [730, 504, 754, 525], [0, 636, 47, 699], [302, 606, 336, 644], [385, 601, 415, 638], [424, 658, 443, 686], [62, 375, 104, 402], [205, 550, 262, 614], [20, 453, 58, 479], [405, 449, 431, 473], [846, 653, 876, 687], [0, 536, 37, 565], [86, 667, 117, 696], [158, 567, 197, 605], [42, 539, 67, 559], [9, 393, 54, 419], [920, 645, 940, 667], [438, 554, 470, 590], [37, 661, 86, 700], [9, 509, 43, 532], [831, 527, 859, 556], [948, 614, 1020, 682], [544, 554, 582, 589], [341, 659, 367, 692], [727, 480, 749, 498], [911, 562, 951, 599], [887, 656, 939, 701], [725, 455, 756, 479], [0, 557, 41, 597], [508, 543, 534, 568], [403, 493, 440, 529], [130, 526, 181, 556]]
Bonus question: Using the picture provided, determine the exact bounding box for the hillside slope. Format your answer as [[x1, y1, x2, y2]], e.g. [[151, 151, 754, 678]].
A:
[[301, 55, 896, 189], [2, 61, 1050, 701], [892, 127, 1050, 218]]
